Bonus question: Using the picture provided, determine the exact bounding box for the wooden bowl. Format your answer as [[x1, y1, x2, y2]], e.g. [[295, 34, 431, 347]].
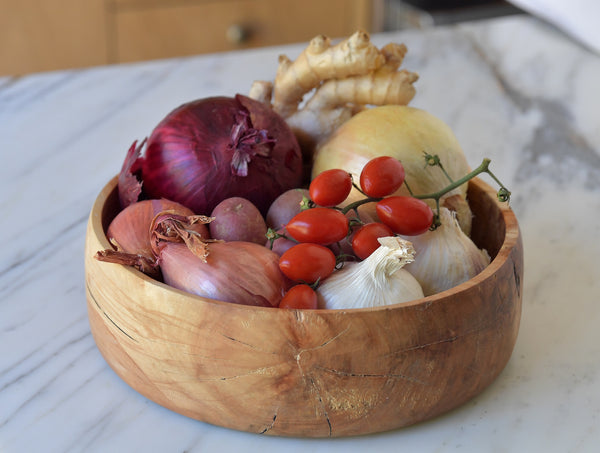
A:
[[84, 176, 523, 438]]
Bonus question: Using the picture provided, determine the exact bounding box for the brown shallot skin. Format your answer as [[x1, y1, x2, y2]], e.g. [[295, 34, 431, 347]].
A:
[[158, 241, 288, 307], [107, 199, 209, 260]]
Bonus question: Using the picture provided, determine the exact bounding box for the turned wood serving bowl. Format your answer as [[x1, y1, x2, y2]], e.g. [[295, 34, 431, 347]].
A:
[[84, 175, 523, 438]]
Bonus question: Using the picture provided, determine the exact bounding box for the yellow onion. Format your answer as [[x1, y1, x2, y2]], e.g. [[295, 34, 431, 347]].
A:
[[312, 105, 473, 233]]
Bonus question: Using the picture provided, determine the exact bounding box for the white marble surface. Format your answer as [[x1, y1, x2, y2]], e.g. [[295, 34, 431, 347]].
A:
[[2, 14, 600, 452]]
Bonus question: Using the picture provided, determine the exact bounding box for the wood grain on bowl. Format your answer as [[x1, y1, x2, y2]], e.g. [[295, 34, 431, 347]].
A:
[[84, 176, 523, 437]]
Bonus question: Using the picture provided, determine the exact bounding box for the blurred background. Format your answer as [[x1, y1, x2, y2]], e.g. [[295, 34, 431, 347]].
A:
[[1, 0, 524, 77]]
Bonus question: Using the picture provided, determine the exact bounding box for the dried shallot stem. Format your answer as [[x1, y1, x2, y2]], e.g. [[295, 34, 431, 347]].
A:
[[150, 212, 218, 262], [95, 249, 161, 279]]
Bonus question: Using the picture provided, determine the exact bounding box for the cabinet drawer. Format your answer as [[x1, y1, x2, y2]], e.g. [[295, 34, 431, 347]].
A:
[[0, 0, 107, 75], [113, 0, 376, 63]]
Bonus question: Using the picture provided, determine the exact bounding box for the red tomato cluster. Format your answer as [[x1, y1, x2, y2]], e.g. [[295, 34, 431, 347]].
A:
[[277, 155, 433, 309]]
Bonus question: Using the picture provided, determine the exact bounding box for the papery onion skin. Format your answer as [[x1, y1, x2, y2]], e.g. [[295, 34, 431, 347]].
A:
[[313, 106, 470, 199], [158, 241, 288, 307], [107, 198, 207, 259], [138, 94, 303, 216]]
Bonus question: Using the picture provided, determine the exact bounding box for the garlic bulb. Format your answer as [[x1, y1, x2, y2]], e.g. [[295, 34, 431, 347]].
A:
[[317, 236, 424, 309], [404, 207, 490, 296]]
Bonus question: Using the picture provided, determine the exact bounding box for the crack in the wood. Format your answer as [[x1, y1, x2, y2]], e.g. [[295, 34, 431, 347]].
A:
[[197, 364, 280, 382], [86, 282, 137, 342], [309, 376, 333, 437], [220, 334, 279, 354], [317, 325, 350, 348], [258, 413, 277, 434], [382, 335, 460, 358], [512, 258, 521, 298], [314, 366, 428, 385]]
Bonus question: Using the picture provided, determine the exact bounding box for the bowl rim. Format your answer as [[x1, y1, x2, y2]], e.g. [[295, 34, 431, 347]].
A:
[[89, 174, 520, 314]]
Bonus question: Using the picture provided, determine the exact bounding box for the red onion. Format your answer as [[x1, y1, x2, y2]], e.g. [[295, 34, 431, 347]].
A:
[[120, 94, 303, 216], [158, 242, 287, 307]]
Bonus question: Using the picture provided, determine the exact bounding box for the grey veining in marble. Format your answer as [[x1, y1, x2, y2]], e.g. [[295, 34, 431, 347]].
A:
[[1, 15, 599, 453]]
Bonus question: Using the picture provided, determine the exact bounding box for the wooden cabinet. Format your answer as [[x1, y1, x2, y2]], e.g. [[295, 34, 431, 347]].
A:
[[0, 0, 108, 76], [1, 0, 382, 76]]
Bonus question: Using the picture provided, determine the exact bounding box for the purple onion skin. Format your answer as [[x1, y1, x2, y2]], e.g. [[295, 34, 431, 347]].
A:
[[140, 94, 303, 216]]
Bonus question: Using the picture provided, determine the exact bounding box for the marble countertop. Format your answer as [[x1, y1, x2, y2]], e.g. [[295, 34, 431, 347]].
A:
[[2, 14, 599, 452]]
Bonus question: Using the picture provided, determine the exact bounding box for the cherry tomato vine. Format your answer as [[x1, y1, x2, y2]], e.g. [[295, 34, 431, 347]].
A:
[[267, 153, 511, 303]]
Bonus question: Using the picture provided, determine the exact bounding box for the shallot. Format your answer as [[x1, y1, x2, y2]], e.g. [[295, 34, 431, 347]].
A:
[[149, 212, 288, 307], [95, 199, 211, 277], [106, 198, 206, 259], [157, 242, 287, 307], [209, 197, 267, 244]]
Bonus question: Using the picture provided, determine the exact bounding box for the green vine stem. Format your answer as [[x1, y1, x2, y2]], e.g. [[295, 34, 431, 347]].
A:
[[411, 157, 510, 202], [267, 155, 510, 243], [342, 156, 511, 228]]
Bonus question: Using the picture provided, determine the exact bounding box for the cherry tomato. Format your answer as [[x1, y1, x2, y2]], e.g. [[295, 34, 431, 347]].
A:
[[376, 196, 434, 236], [309, 169, 353, 207], [279, 243, 337, 283], [359, 156, 406, 198], [351, 222, 395, 260], [279, 284, 318, 309], [285, 207, 349, 245]]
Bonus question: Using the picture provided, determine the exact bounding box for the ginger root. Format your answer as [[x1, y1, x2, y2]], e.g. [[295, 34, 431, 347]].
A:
[[249, 31, 419, 155]]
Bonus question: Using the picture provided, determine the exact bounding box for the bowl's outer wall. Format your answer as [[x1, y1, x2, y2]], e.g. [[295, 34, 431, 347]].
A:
[[85, 176, 523, 437]]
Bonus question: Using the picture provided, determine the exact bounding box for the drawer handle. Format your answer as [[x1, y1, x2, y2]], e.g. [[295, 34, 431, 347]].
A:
[[226, 24, 249, 44]]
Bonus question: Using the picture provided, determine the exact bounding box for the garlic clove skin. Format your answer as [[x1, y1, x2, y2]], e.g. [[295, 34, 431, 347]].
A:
[[404, 207, 490, 296], [441, 193, 472, 237], [317, 236, 424, 309]]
